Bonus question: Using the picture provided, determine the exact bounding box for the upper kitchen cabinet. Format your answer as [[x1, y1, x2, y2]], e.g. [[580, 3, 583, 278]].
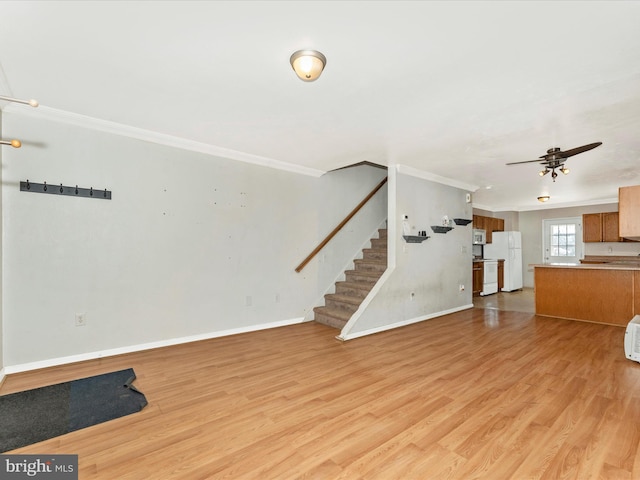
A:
[[583, 212, 621, 242], [603, 212, 621, 242], [619, 185, 640, 241], [473, 214, 504, 243], [472, 215, 485, 232]]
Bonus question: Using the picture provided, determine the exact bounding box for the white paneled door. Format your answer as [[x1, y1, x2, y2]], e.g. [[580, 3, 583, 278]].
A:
[[542, 217, 583, 264]]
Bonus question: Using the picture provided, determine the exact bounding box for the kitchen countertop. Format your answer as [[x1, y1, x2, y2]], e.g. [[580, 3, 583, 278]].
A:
[[581, 255, 640, 263], [532, 262, 640, 271]]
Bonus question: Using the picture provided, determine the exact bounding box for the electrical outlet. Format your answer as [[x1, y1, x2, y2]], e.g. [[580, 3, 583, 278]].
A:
[[75, 313, 86, 327], [410, 292, 415, 301]]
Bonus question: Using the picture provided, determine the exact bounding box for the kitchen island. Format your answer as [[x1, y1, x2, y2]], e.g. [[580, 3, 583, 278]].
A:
[[533, 262, 640, 326]]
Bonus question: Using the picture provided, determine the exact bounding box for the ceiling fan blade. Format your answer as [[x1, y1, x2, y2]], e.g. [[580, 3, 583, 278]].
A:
[[506, 159, 547, 165], [559, 142, 602, 158]]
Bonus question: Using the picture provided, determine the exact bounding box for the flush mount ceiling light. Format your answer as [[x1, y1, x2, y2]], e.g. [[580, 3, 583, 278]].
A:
[[290, 50, 326, 82], [537, 195, 551, 203]]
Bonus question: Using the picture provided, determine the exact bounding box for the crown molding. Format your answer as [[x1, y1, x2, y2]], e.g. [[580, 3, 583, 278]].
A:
[[3, 104, 325, 177], [473, 196, 619, 213], [514, 197, 619, 212], [395, 164, 478, 192]]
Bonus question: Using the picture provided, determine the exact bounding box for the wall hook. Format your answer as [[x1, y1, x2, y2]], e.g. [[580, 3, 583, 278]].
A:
[[19, 181, 111, 200]]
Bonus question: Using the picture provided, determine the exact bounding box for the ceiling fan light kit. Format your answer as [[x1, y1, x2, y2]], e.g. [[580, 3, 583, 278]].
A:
[[507, 142, 602, 183], [0, 139, 22, 148], [0, 94, 39, 149], [0, 94, 39, 108], [290, 50, 326, 82]]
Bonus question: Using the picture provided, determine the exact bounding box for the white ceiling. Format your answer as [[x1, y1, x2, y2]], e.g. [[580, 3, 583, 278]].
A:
[[1, 1, 639, 211]]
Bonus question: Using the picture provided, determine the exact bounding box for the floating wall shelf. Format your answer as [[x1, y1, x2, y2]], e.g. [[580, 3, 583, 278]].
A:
[[453, 218, 472, 226], [403, 235, 430, 243], [431, 226, 454, 234]]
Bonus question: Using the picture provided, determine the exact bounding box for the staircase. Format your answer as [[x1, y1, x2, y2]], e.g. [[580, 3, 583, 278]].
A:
[[313, 228, 387, 330]]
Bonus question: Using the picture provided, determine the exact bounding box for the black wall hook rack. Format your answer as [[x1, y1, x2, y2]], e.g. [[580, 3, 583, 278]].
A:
[[20, 180, 112, 200]]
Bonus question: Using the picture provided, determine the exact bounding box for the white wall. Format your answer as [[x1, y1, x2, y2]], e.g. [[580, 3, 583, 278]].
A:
[[1, 111, 387, 369], [341, 166, 473, 339]]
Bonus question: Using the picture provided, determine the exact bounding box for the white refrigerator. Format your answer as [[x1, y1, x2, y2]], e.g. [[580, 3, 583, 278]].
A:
[[484, 231, 523, 292]]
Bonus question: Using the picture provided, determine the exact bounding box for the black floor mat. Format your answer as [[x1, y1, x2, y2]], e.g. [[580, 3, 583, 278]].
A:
[[0, 368, 147, 452]]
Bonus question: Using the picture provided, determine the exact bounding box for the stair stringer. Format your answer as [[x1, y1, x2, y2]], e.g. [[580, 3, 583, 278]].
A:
[[335, 264, 395, 341]]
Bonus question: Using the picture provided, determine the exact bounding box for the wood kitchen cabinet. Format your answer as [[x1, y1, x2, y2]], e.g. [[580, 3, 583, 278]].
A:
[[472, 261, 483, 296], [472, 215, 485, 231], [603, 212, 621, 242], [534, 265, 640, 326], [583, 213, 602, 242], [486, 217, 504, 244], [472, 215, 504, 243], [583, 212, 621, 242], [473, 260, 504, 296], [619, 185, 640, 240]]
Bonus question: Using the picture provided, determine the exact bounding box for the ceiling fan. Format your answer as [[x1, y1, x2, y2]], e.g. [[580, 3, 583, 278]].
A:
[[506, 142, 602, 182]]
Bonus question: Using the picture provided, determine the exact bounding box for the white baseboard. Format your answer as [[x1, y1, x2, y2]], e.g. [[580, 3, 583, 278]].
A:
[[337, 304, 474, 341], [0, 368, 5, 388], [3, 317, 305, 375]]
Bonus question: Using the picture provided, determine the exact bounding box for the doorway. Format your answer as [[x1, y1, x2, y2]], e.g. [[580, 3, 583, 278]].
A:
[[542, 217, 583, 264]]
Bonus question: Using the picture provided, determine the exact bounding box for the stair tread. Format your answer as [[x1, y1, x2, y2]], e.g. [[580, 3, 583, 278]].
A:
[[336, 280, 375, 290], [344, 269, 382, 278], [354, 258, 386, 265], [314, 306, 352, 320], [325, 293, 362, 305]]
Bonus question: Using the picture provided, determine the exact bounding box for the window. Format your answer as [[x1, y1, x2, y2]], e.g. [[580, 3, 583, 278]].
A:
[[550, 223, 576, 257]]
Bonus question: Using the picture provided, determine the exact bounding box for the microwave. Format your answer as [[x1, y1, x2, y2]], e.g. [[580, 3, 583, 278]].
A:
[[473, 229, 486, 245]]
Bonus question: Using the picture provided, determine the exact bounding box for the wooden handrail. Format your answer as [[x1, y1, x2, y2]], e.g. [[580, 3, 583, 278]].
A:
[[295, 177, 388, 273]]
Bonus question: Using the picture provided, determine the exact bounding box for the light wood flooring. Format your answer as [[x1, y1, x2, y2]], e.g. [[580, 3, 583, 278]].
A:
[[2, 306, 639, 479], [472, 287, 535, 314]]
